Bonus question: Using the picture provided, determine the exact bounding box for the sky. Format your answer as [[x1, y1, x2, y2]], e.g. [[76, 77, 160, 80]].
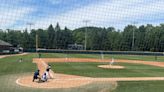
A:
[[0, 0, 164, 30]]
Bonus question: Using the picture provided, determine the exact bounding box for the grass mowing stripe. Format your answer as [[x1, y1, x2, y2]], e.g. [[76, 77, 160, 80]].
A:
[[50, 62, 164, 77]]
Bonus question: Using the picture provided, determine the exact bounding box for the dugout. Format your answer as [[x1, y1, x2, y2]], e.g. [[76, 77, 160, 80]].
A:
[[0, 39, 12, 53], [0, 39, 22, 54]]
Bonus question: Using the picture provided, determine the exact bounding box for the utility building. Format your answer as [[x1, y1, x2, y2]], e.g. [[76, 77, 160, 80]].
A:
[[0, 40, 13, 54]]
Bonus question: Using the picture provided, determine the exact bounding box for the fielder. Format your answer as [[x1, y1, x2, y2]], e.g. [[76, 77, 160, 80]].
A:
[[110, 58, 114, 66]]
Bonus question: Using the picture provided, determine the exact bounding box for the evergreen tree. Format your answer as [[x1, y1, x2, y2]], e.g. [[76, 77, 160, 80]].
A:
[[47, 24, 55, 48]]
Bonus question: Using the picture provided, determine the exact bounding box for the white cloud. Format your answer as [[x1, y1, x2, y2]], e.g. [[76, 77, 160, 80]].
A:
[[2, 0, 164, 30], [0, 5, 34, 29], [32, 0, 164, 30]]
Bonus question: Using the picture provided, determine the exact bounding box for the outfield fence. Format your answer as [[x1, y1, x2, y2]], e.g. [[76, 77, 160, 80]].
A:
[[23, 49, 164, 56]]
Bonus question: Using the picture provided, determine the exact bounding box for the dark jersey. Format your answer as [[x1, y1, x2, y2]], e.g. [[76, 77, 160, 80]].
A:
[[34, 71, 39, 77]]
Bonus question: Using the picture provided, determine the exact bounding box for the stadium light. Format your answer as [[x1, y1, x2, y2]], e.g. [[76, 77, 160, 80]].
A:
[[26, 22, 38, 52], [83, 20, 90, 50], [131, 22, 138, 51], [26, 22, 34, 31]]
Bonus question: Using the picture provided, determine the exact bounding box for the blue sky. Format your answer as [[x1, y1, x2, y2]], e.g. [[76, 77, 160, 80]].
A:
[[0, 0, 164, 30]]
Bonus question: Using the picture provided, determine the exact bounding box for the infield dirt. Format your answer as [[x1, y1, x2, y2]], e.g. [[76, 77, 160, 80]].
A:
[[17, 58, 164, 89]]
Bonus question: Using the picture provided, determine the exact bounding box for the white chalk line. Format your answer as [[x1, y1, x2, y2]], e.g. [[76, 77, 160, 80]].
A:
[[16, 78, 34, 88], [52, 77, 164, 81], [16, 78, 65, 89]]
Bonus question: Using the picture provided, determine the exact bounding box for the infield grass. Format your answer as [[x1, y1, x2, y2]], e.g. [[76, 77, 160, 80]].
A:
[[50, 62, 164, 77]]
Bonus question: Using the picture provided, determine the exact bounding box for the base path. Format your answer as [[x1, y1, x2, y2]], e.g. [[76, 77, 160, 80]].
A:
[[0, 53, 28, 59], [16, 58, 164, 89], [33, 58, 164, 67]]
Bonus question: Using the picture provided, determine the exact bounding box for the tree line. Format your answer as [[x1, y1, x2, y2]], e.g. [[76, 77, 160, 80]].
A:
[[0, 23, 163, 52]]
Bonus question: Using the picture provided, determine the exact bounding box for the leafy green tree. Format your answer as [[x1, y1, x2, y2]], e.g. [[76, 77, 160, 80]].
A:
[[120, 25, 137, 51], [0, 23, 163, 52], [36, 29, 48, 48], [107, 28, 121, 51], [135, 25, 146, 51], [73, 28, 85, 45], [61, 27, 74, 49], [55, 23, 62, 49], [21, 29, 31, 49], [47, 24, 55, 49]]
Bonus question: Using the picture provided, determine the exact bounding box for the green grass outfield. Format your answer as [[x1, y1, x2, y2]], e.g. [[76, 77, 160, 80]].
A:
[[0, 53, 164, 92], [39, 53, 164, 62]]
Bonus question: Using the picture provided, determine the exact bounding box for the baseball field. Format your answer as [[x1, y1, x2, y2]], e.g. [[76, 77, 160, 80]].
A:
[[0, 53, 164, 92]]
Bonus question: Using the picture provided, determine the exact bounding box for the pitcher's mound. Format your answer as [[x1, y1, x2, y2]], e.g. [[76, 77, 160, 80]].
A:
[[16, 73, 92, 89], [98, 65, 125, 69]]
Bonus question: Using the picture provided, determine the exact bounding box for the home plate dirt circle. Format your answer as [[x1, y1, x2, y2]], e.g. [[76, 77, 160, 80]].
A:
[[98, 65, 125, 69], [16, 73, 93, 89]]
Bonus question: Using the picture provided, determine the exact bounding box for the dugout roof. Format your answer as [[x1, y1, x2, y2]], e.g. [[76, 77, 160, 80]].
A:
[[0, 40, 12, 46]]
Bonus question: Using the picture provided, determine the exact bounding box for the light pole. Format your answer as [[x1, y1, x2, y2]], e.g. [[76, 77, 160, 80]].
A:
[[83, 20, 90, 50], [26, 22, 34, 31], [131, 22, 138, 51], [36, 34, 38, 51], [26, 22, 38, 52]]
